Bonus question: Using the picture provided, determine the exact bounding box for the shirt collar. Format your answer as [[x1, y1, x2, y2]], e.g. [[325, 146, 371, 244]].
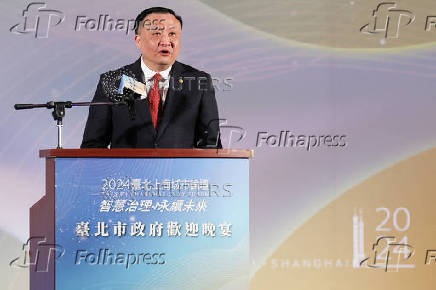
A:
[[140, 57, 172, 81]]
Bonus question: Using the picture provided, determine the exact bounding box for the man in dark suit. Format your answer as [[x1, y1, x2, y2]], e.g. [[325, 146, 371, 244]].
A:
[[81, 7, 222, 148]]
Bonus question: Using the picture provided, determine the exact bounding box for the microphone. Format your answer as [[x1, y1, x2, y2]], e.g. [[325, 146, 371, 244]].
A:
[[101, 69, 147, 120], [101, 69, 146, 103], [117, 75, 148, 121], [118, 75, 147, 96]]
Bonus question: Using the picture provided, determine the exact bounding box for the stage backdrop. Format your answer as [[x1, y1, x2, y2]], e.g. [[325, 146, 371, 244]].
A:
[[1, 0, 436, 289]]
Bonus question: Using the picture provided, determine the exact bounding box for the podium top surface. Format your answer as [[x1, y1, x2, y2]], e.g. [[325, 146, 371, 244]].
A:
[[40, 149, 253, 159]]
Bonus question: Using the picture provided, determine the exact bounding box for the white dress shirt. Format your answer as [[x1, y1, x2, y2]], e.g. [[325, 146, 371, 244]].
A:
[[140, 57, 172, 105]]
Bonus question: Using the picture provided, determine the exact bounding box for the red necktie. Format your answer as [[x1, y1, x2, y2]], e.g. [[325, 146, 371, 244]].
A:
[[149, 73, 162, 128]]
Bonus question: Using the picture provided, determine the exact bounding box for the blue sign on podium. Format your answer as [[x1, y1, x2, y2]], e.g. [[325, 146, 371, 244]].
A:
[[31, 149, 251, 290]]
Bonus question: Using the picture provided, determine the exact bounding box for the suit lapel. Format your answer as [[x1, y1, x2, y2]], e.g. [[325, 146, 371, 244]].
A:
[[156, 61, 185, 141], [129, 57, 145, 82], [126, 58, 156, 135]]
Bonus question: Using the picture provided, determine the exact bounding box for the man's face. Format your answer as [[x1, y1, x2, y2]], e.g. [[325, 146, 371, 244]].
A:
[[134, 13, 181, 71]]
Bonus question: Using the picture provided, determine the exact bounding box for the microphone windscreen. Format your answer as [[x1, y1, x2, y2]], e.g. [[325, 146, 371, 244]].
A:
[[101, 68, 136, 103]]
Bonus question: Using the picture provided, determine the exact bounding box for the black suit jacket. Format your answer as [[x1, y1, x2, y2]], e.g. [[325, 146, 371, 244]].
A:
[[81, 58, 222, 148]]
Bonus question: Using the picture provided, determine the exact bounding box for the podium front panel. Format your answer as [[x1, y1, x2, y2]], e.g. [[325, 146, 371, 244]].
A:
[[53, 157, 249, 289]]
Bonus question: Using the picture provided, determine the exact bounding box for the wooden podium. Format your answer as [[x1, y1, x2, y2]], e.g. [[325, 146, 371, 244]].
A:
[[31, 149, 252, 290]]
